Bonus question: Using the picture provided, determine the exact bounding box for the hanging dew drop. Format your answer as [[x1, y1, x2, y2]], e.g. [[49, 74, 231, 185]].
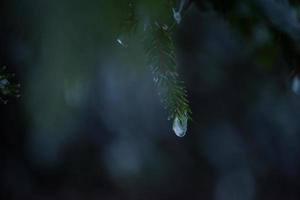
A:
[[292, 75, 300, 95], [172, 115, 188, 137]]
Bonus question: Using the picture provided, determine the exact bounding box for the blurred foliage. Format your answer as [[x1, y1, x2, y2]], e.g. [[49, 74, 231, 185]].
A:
[[0, 66, 20, 104]]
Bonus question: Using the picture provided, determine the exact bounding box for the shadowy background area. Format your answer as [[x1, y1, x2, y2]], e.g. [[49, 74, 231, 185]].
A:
[[1, 0, 300, 199]]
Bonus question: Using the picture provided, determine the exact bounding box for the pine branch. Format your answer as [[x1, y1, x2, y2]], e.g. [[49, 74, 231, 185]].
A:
[[117, 1, 191, 136], [144, 22, 191, 121]]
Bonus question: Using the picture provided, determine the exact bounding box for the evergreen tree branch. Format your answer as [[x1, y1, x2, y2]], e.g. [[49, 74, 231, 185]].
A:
[[144, 22, 191, 121]]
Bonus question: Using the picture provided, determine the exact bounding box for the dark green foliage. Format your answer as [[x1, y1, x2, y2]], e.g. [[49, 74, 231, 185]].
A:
[[117, 1, 191, 122], [144, 22, 191, 120]]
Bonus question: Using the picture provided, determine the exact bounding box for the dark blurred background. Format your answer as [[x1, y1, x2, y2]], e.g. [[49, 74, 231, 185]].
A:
[[1, 0, 300, 199]]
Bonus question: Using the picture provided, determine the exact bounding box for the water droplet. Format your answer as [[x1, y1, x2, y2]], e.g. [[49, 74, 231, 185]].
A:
[[116, 38, 127, 48], [172, 115, 187, 137], [172, 8, 182, 24], [153, 76, 158, 83], [292, 75, 300, 94]]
